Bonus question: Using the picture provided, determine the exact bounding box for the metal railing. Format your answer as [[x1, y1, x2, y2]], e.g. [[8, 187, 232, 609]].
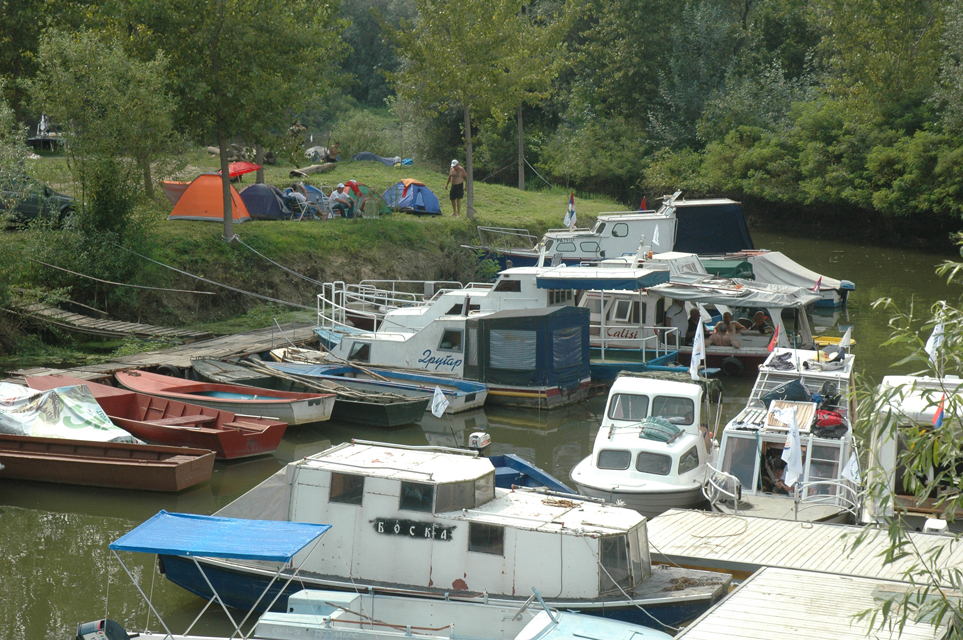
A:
[[593, 324, 679, 363], [792, 478, 861, 521], [703, 464, 743, 513]]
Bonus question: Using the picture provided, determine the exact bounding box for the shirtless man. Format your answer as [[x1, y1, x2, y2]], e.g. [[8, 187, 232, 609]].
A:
[[445, 159, 468, 217], [708, 322, 740, 348]]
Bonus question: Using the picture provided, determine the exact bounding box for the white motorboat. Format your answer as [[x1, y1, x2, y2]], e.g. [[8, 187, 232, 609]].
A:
[[570, 374, 722, 519]]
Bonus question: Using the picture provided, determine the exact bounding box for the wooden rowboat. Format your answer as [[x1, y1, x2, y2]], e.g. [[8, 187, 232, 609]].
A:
[[115, 370, 336, 426], [27, 374, 287, 460], [0, 433, 214, 492], [191, 358, 429, 428]]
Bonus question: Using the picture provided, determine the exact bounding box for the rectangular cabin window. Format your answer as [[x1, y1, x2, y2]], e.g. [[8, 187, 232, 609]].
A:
[[329, 473, 364, 505], [490, 330, 537, 370], [439, 329, 463, 352], [722, 436, 757, 492], [435, 480, 475, 512], [493, 279, 522, 292], [651, 396, 695, 426], [613, 299, 632, 322], [636, 452, 671, 475], [400, 481, 435, 513], [348, 341, 370, 362], [608, 393, 649, 421], [612, 223, 629, 237], [468, 523, 505, 556], [808, 444, 841, 484], [678, 446, 700, 475], [597, 450, 631, 470], [556, 242, 576, 253], [474, 471, 495, 506], [580, 241, 600, 253], [599, 535, 632, 594]]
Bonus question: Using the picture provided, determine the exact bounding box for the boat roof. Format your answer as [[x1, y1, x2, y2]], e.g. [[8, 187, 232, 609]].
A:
[[676, 566, 948, 640], [760, 347, 855, 379], [648, 279, 822, 308], [109, 510, 330, 561], [300, 442, 495, 484], [608, 377, 703, 400], [534, 266, 670, 291], [879, 374, 963, 423]]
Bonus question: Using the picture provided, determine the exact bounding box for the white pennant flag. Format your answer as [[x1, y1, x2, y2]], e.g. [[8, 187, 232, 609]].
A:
[[925, 320, 944, 366], [689, 318, 705, 381], [430, 385, 450, 418], [652, 225, 661, 247], [774, 407, 803, 488], [841, 451, 860, 484]]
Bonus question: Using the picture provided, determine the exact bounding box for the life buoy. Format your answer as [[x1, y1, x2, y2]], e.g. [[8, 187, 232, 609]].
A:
[[721, 356, 745, 377], [155, 364, 182, 378]]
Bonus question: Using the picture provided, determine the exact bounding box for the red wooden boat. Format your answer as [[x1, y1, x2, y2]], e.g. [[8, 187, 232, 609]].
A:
[[27, 374, 287, 460], [0, 433, 214, 492], [114, 370, 336, 426]]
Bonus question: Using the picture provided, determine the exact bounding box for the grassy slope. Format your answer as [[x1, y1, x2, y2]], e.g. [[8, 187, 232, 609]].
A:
[[19, 149, 630, 334]]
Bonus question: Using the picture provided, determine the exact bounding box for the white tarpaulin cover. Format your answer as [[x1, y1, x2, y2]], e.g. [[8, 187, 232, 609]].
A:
[[648, 278, 823, 309], [748, 252, 842, 291], [0, 382, 138, 443]]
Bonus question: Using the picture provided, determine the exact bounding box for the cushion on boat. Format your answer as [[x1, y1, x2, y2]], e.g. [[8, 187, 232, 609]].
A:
[[638, 416, 682, 442]]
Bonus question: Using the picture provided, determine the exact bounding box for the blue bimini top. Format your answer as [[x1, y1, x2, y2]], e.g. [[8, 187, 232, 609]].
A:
[[109, 510, 331, 562]]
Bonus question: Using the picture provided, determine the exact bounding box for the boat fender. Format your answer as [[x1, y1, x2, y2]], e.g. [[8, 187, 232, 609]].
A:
[[721, 356, 744, 377], [155, 364, 182, 378]]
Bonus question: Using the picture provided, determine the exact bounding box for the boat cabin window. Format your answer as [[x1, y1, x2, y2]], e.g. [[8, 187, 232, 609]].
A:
[[544, 239, 554, 251], [436, 480, 475, 512], [556, 242, 576, 253], [468, 523, 505, 556], [548, 289, 574, 305], [655, 298, 666, 325], [721, 435, 757, 491], [636, 452, 671, 475], [652, 396, 695, 426], [446, 302, 481, 315], [599, 535, 633, 594], [400, 481, 434, 513], [493, 279, 522, 293], [330, 473, 365, 505], [439, 329, 463, 352], [584, 297, 602, 315], [490, 329, 537, 371], [608, 393, 649, 421], [808, 444, 841, 485], [580, 241, 600, 253], [678, 446, 700, 474], [474, 471, 495, 506], [597, 450, 631, 470], [348, 342, 370, 362], [612, 223, 629, 237], [594, 222, 606, 235]]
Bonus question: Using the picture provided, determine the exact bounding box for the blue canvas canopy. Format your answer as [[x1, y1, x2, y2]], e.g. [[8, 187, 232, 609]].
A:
[[352, 151, 402, 166], [110, 510, 330, 562], [535, 267, 670, 291], [240, 183, 288, 220], [383, 180, 441, 215]]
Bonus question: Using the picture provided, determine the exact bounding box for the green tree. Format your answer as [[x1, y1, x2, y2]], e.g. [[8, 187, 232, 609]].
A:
[[127, 0, 346, 240], [934, 1, 963, 134], [340, 0, 416, 106]]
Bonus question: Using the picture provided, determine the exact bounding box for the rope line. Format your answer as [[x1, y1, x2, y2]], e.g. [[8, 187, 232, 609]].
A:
[[113, 243, 315, 311], [479, 159, 518, 182], [232, 235, 325, 287], [27, 259, 215, 295], [524, 159, 566, 193]]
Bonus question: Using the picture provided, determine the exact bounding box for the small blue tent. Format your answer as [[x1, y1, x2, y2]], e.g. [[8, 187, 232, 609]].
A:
[[383, 179, 442, 216], [240, 183, 288, 220]]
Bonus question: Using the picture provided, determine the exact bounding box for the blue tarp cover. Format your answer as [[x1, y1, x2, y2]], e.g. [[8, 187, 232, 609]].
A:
[[535, 267, 670, 291], [109, 510, 331, 561]]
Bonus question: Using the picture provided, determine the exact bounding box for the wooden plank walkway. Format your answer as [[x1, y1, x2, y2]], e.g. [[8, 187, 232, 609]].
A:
[[9, 301, 215, 342], [648, 509, 963, 585], [5, 323, 317, 384]]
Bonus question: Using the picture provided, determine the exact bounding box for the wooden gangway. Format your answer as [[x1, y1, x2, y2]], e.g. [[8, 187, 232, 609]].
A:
[[5, 323, 317, 384], [9, 301, 214, 342]]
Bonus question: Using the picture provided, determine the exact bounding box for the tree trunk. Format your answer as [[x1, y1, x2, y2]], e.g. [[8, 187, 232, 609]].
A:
[[464, 104, 475, 219], [517, 105, 525, 191], [255, 143, 265, 184], [217, 129, 234, 241], [141, 156, 154, 199]]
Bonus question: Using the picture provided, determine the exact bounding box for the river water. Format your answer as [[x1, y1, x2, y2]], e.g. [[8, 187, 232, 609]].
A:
[[0, 231, 958, 639]]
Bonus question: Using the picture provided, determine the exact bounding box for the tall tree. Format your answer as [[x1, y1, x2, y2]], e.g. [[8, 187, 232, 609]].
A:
[[127, 0, 345, 240]]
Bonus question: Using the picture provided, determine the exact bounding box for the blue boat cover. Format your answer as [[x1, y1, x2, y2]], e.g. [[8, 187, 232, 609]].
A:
[[535, 267, 670, 291], [109, 510, 331, 561]]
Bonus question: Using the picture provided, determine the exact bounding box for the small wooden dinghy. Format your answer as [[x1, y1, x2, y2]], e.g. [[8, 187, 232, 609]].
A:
[[114, 370, 336, 426], [27, 374, 287, 460], [0, 433, 214, 492]]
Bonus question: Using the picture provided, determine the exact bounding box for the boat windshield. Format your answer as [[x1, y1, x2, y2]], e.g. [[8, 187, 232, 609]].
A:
[[608, 394, 648, 421], [599, 530, 646, 595], [652, 395, 694, 425]]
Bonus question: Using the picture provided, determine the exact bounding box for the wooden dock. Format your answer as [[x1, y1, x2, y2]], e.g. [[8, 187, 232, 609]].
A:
[[6, 323, 317, 384], [10, 301, 214, 342]]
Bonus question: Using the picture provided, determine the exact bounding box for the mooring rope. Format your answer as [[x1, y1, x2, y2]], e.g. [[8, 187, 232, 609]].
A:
[[231, 234, 325, 287], [28, 259, 215, 295]]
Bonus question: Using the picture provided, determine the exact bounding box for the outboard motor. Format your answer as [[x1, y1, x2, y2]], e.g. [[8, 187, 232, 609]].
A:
[[76, 619, 129, 640]]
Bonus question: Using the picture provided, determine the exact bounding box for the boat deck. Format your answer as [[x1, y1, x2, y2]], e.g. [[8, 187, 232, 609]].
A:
[[676, 566, 948, 640], [648, 509, 963, 585]]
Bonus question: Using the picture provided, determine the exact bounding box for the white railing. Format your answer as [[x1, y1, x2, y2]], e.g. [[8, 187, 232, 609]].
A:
[[792, 478, 861, 521], [703, 464, 742, 513], [593, 324, 679, 363]]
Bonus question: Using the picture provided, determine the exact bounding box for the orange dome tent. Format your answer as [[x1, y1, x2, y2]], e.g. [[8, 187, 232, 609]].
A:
[[168, 174, 251, 223]]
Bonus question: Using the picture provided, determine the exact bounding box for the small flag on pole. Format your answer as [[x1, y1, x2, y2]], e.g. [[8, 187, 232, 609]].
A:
[[652, 225, 661, 247], [640, 196, 647, 210], [933, 394, 945, 428], [689, 318, 705, 381], [838, 326, 852, 352], [767, 324, 780, 352], [925, 320, 944, 366], [841, 451, 860, 484], [563, 193, 576, 230], [811, 277, 822, 293], [431, 386, 450, 418]]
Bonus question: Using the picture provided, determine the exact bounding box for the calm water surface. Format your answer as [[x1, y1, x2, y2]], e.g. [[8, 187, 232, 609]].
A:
[[0, 231, 959, 639]]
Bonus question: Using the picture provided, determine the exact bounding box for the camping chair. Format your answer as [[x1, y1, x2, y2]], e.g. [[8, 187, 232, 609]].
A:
[[304, 184, 334, 219], [282, 188, 317, 221]]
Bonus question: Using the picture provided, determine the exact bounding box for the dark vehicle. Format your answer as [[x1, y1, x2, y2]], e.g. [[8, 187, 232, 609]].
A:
[[0, 175, 74, 224]]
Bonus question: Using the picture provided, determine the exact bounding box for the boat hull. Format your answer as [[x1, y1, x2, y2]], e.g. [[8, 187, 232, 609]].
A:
[[158, 554, 727, 632], [573, 481, 708, 520], [0, 434, 214, 492], [484, 380, 592, 410]]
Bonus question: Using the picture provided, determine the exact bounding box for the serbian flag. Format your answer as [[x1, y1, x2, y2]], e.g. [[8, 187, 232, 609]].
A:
[[767, 324, 780, 352], [812, 277, 822, 293], [933, 394, 945, 428], [563, 193, 576, 229]]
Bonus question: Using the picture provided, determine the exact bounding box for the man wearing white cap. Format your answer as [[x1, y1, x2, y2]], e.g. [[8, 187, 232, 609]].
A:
[[330, 183, 353, 218], [445, 159, 467, 217]]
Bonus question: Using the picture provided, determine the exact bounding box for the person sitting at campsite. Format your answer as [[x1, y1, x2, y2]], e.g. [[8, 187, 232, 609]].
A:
[[285, 183, 317, 218], [707, 322, 740, 348], [330, 183, 354, 218], [722, 312, 746, 334], [747, 311, 773, 334], [323, 142, 341, 163]]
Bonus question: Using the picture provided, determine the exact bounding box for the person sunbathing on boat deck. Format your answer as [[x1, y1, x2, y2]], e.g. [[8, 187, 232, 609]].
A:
[[707, 322, 740, 348]]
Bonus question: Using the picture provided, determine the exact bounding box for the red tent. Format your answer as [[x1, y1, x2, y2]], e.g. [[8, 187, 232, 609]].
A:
[[220, 162, 262, 178]]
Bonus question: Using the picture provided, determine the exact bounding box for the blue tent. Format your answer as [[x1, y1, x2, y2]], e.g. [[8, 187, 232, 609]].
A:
[[383, 179, 442, 215], [240, 183, 288, 220], [352, 151, 402, 166]]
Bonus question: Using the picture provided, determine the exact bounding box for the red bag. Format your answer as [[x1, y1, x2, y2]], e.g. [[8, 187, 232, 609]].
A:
[[815, 410, 843, 427]]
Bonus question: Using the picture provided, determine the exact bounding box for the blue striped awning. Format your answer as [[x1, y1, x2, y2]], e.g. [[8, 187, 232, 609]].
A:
[[535, 267, 670, 291]]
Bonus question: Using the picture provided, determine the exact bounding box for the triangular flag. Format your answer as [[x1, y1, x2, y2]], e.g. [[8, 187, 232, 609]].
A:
[[767, 324, 780, 352], [933, 393, 945, 428], [775, 407, 803, 487], [640, 196, 647, 210], [838, 326, 852, 352], [811, 277, 822, 293], [652, 225, 661, 247], [925, 321, 944, 366], [431, 386, 450, 418], [841, 451, 860, 484], [689, 319, 705, 381]]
